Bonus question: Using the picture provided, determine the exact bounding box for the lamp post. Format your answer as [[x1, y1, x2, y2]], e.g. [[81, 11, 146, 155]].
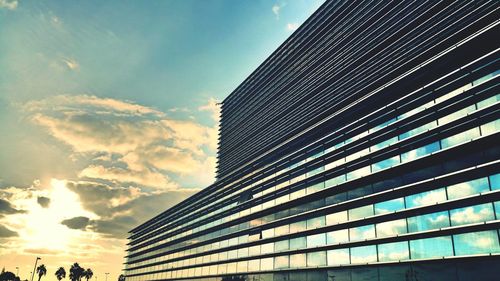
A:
[[16, 267, 19, 277], [105, 273, 109, 281], [30, 257, 41, 281]]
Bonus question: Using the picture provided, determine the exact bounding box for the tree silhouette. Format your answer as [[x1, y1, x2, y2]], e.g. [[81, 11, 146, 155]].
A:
[[117, 275, 125, 281], [36, 265, 47, 281], [83, 269, 93, 281], [69, 263, 85, 281], [55, 267, 66, 281], [0, 271, 20, 281]]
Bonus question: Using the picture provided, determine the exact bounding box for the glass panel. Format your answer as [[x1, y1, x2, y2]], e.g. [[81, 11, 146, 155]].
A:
[[450, 203, 495, 226], [326, 229, 349, 244], [326, 211, 348, 225], [480, 119, 500, 136], [289, 220, 307, 233], [371, 136, 398, 152], [350, 245, 377, 264], [405, 188, 447, 208], [407, 211, 450, 232], [274, 255, 289, 269], [261, 243, 274, 254], [400, 141, 440, 163], [275, 224, 289, 236], [454, 230, 500, 256], [289, 237, 306, 250], [327, 249, 350, 266], [290, 253, 306, 268], [307, 251, 327, 267], [307, 233, 327, 247], [307, 216, 326, 229], [376, 219, 407, 238], [274, 239, 289, 252], [410, 236, 453, 259], [477, 94, 500, 109], [489, 173, 500, 190], [349, 224, 375, 241], [348, 205, 374, 220], [249, 245, 260, 256], [375, 198, 405, 215], [496, 201, 500, 219], [438, 105, 475, 126], [237, 261, 248, 273], [346, 166, 371, 180], [260, 257, 274, 271], [378, 241, 409, 262], [262, 228, 275, 239], [372, 156, 400, 172], [325, 174, 346, 187], [441, 127, 480, 149], [399, 121, 437, 140], [447, 177, 490, 199], [248, 259, 260, 272]]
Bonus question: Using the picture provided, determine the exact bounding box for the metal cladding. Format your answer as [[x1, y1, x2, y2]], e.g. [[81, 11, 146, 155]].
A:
[[124, 1, 500, 281]]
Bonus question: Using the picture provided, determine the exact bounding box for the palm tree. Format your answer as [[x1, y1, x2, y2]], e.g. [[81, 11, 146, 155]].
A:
[[55, 267, 66, 281], [83, 269, 93, 281], [117, 275, 125, 281], [36, 265, 46, 281], [69, 263, 84, 281]]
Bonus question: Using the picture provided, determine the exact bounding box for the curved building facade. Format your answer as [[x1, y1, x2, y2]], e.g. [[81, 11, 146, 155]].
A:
[[124, 1, 500, 280]]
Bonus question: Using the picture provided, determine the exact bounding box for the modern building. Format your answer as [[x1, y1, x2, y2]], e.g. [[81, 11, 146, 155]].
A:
[[124, 1, 500, 280]]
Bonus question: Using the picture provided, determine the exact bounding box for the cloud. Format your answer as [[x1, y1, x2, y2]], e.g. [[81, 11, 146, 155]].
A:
[[272, 4, 281, 19], [62, 58, 79, 71], [37, 196, 50, 208], [61, 216, 90, 230], [0, 198, 25, 215], [24, 95, 218, 189], [0, 0, 18, 10], [0, 225, 18, 237], [286, 22, 300, 32]]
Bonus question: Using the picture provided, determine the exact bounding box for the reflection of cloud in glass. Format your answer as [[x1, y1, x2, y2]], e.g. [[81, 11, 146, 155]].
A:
[[450, 203, 494, 226]]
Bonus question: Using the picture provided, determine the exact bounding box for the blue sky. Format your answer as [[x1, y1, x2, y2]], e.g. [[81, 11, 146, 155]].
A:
[[0, 0, 324, 278]]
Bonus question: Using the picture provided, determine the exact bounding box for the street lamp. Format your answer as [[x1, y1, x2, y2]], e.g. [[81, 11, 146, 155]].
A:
[[30, 257, 41, 281], [105, 273, 109, 281], [15, 267, 19, 277]]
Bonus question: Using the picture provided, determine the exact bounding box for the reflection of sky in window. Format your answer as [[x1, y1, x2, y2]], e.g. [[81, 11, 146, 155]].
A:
[[399, 121, 437, 140], [326, 211, 348, 225], [248, 259, 260, 271], [347, 166, 371, 180], [274, 255, 289, 269], [371, 136, 398, 152], [375, 198, 405, 214], [351, 245, 377, 263], [378, 241, 409, 261], [454, 230, 500, 256], [441, 127, 480, 149], [376, 219, 407, 237], [408, 211, 450, 232], [406, 188, 447, 208], [490, 173, 500, 190], [307, 233, 327, 247], [307, 251, 327, 266], [349, 205, 374, 220], [260, 257, 274, 271], [372, 156, 400, 172], [327, 229, 349, 244], [480, 119, 500, 136], [327, 248, 350, 266], [477, 94, 500, 109], [307, 216, 326, 229], [495, 202, 500, 219], [237, 261, 248, 273], [349, 224, 376, 241], [290, 253, 306, 268], [450, 203, 495, 226], [401, 141, 440, 163], [410, 236, 453, 259], [438, 105, 475, 126], [289, 237, 306, 250], [447, 177, 489, 199]]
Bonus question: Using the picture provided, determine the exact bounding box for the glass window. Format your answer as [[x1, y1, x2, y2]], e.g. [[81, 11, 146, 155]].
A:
[[290, 220, 306, 233], [227, 262, 237, 274], [480, 119, 500, 136], [290, 253, 306, 268], [346, 166, 371, 180], [375, 198, 405, 215], [372, 156, 400, 172], [248, 259, 260, 272], [378, 241, 409, 262], [325, 174, 346, 187], [289, 237, 307, 250], [307, 233, 327, 247], [274, 255, 289, 269], [410, 236, 453, 259], [447, 177, 490, 199], [441, 127, 480, 149], [326, 211, 348, 225], [274, 239, 289, 252], [376, 219, 407, 238], [401, 141, 440, 163], [477, 94, 500, 109], [237, 261, 248, 273], [371, 136, 398, 152], [399, 121, 437, 140], [260, 257, 274, 271], [307, 216, 326, 229], [450, 203, 495, 226], [351, 245, 377, 264], [261, 243, 274, 254], [438, 105, 475, 126], [349, 205, 374, 220], [262, 228, 274, 239], [349, 224, 376, 241], [327, 248, 350, 266], [489, 173, 500, 190], [495, 201, 500, 219], [307, 251, 327, 267], [407, 211, 450, 232], [249, 245, 260, 256], [405, 188, 447, 208], [326, 229, 349, 245], [307, 181, 325, 194], [346, 148, 370, 162], [453, 230, 500, 256], [228, 249, 238, 259], [275, 224, 289, 236], [238, 247, 249, 258]]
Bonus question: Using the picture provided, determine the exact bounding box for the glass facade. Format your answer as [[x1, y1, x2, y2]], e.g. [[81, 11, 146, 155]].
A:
[[124, 1, 500, 280]]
